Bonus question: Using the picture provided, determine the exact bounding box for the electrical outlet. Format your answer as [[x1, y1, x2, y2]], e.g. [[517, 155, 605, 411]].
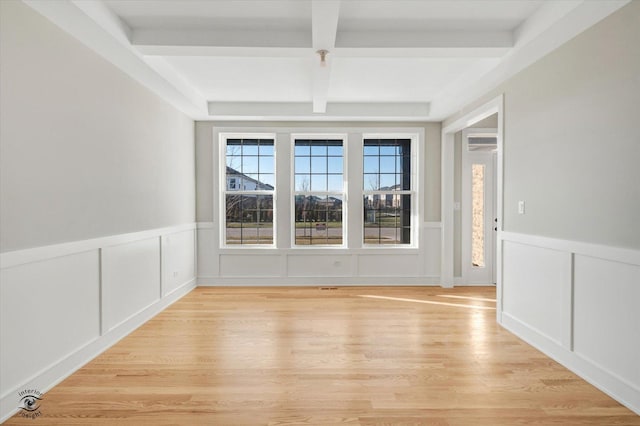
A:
[[173, 271, 178, 278]]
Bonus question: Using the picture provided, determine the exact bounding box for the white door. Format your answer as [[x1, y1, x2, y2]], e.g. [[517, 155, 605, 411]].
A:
[[462, 136, 497, 284]]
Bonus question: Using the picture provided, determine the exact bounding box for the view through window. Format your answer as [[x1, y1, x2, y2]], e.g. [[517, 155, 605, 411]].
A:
[[224, 138, 275, 245], [293, 139, 344, 245], [363, 139, 412, 245]]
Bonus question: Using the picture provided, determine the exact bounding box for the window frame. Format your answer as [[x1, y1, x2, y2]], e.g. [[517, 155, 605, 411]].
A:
[[290, 133, 348, 248], [362, 134, 418, 248], [219, 133, 277, 249]]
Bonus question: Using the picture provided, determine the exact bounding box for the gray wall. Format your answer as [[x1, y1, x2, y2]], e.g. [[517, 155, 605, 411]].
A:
[[0, 0, 195, 252], [195, 121, 442, 223], [444, 1, 640, 250]]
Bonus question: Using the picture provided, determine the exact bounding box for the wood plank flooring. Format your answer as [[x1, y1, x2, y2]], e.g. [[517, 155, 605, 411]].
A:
[[6, 286, 639, 425]]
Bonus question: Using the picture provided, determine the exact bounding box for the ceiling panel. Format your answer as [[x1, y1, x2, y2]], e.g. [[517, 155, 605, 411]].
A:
[[163, 56, 313, 101], [328, 57, 500, 102]]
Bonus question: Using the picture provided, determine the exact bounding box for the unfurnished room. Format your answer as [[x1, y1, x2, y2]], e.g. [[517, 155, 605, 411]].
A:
[[0, 0, 639, 424]]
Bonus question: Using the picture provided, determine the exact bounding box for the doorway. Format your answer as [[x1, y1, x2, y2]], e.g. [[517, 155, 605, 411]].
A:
[[440, 95, 503, 322], [461, 129, 497, 284]]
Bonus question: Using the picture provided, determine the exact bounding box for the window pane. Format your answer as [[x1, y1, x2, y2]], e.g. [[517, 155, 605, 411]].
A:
[[242, 156, 258, 174], [311, 174, 327, 191], [363, 194, 411, 245], [225, 194, 273, 245], [327, 157, 343, 173], [295, 143, 310, 156], [294, 139, 344, 246], [295, 175, 311, 191], [328, 145, 343, 156], [226, 138, 275, 192], [311, 156, 327, 174], [380, 156, 396, 173], [363, 156, 378, 174], [311, 143, 327, 156], [327, 174, 343, 191], [259, 174, 274, 188], [259, 156, 274, 173], [295, 139, 343, 193], [224, 138, 275, 246], [364, 174, 380, 191], [472, 164, 485, 268], [295, 195, 343, 245], [258, 144, 273, 156], [379, 174, 396, 189], [380, 145, 396, 155], [242, 143, 259, 156], [364, 145, 379, 156], [295, 156, 310, 174], [363, 139, 411, 192]]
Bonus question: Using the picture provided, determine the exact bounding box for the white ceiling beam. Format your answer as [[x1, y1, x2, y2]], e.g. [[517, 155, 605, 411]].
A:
[[23, 0, 208, 118], [337, 30, 513, 48], [311, 0, 340, 113], [136, 45, 509, 59], [312, 0, 340, 50], [208, 102, 429, 120]]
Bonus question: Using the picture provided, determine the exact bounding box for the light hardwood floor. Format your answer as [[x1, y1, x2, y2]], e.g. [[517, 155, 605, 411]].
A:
[[6, 286, 639, 425]]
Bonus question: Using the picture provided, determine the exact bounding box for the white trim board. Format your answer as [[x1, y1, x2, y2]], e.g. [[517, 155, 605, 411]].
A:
[[1, 223, 196, 269], [501, 231, 640, 266]]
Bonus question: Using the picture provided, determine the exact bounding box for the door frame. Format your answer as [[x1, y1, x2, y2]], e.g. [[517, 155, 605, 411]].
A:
[[441, 95, 504, 322]]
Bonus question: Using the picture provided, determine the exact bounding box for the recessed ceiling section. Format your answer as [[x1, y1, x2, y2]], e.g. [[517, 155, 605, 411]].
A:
[[328, 57, 501, 103], [163, 56, 313, 102], [25, 0, 627, 121], [337, 1, 544, 28]]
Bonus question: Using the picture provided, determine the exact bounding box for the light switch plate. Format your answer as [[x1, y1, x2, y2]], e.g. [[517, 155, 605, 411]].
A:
[[518, 201, 525, 214]]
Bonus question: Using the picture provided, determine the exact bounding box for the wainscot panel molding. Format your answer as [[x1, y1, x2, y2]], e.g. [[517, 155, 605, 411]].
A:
[[498, 231, 640, 415], [196, 222, 442, 286], [0, 223, 197, 269], [0, 224, 197, 423]]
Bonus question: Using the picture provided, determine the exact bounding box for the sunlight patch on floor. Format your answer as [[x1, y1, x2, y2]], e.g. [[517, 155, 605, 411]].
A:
[[357, 294, 495, 310], [436, 294, 496, 303]]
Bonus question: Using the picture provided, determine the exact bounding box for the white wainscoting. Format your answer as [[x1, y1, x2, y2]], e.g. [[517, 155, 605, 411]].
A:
[[499, 231, 640, 415], [0, 224, 197, 423], [197, 222, 442, 286]]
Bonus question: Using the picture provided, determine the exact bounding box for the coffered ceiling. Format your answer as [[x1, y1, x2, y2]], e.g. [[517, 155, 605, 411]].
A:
[[24, 0, 629, 121]]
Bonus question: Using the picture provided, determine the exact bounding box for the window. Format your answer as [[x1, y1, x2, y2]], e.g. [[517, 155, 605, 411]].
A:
[[293, 139, 344, 245], [223, 137, 275, 245], [363, 139, 412, 245]]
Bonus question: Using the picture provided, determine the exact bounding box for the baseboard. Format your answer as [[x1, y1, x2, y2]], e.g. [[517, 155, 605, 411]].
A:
[[502, 312, 640, 416], [197, 276, 442, 286], [0, 279, 196, 423]]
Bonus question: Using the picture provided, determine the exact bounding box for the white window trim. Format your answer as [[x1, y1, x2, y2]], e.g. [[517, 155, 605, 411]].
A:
[[362, 133, 420, 249], [290, 133, 348, 249], [219, 132, 277, 249]]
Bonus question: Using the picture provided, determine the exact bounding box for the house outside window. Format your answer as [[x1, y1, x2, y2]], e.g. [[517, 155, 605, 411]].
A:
[[223, 136, 275, 246], [363, 138, 412, 245]]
